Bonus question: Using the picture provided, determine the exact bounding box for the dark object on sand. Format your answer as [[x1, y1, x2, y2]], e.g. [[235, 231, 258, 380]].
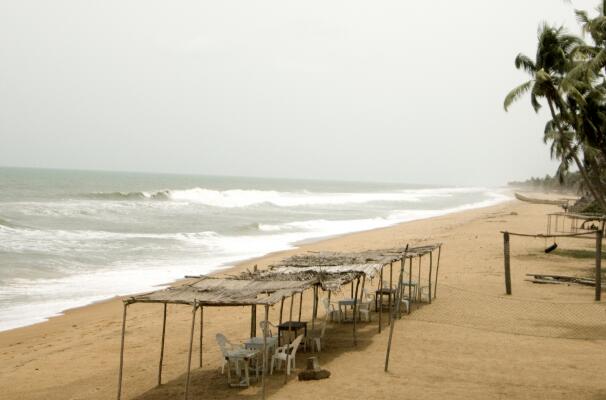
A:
[[545, 243, 558, 253], [298, 357, 330, 381], [525, 273, 595, 287]]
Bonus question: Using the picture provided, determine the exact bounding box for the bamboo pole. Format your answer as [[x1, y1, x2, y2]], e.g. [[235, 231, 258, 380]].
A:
[[158, 303, 167, 386], [183, 301, 197, 400], [313, 285, 318, 319], [388, 261, 393, 325], [200, 306, 204, 368], [417, 256, 422, 303], [353, 277, 360, 346], [596, 230, 603, 301], [279, 296, 284, 324], [408, 257, 412, 313], [399, 257, 405, 318], [298, 291, 303, 322], [385, 246, 408, 372], [378, 266, 383, 333], [434, 245, 442, 299], [504, 232, 512, 295], [428, 251, 433, 305], [360, 275, 366, 304], [116, 303, 128, 400], [287, 294, 294, 344], [262, 305, 269, 400], [251, 305, 257, 338]]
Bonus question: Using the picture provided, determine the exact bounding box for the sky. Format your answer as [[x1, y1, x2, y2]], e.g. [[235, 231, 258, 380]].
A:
[[0, 0, 600, 186]]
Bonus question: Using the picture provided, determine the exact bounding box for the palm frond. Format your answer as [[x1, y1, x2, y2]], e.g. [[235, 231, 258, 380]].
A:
[[504, 80, 534, 111]]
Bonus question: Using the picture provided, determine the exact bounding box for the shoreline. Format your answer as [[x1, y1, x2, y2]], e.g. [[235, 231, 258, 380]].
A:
[[0, 193, 511, 334], [3, 198, 604, 400]]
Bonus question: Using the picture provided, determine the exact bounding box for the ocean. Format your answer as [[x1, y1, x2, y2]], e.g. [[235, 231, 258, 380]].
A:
[[0, 167, 510, 331]]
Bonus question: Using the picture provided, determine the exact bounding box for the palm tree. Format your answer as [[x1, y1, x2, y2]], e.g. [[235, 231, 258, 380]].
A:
[[504, 24, 606, 210]]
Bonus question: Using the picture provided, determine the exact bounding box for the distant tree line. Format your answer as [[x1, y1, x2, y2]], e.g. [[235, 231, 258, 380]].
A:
[[504, 0, 606, 212], [507, 172, 582, 192]]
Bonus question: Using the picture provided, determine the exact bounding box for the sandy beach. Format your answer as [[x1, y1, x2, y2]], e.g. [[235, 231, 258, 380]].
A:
[[1, 199, 605, 400]]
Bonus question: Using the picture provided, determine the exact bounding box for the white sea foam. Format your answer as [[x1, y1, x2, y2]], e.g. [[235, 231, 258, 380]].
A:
[[0, 187, 511, 332]]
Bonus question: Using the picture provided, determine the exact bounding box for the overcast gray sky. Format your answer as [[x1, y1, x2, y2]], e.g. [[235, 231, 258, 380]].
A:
[[0, 0, 599, 186]]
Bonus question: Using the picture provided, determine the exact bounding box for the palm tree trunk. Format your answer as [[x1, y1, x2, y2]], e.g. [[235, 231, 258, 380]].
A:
[[547, 98, 606, 211]]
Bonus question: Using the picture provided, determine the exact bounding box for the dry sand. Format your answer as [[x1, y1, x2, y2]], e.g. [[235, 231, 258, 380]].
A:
[[1, 200, 605, 400]]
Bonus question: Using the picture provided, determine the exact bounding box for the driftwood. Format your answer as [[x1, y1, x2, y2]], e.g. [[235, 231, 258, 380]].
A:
[[526, 273, 596, 287]]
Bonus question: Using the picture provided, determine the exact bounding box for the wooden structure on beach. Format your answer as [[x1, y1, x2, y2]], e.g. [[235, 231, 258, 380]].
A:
[[546, 211, 606, 236], [115, 244, 442, 400]]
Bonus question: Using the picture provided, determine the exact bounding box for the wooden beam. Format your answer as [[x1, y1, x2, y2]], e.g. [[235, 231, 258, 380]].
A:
[[385, 246, 408, 372], [504, 232, 512, 295], [298, 291, 303, 322], [184, 301, 197, 400], [408, 257, 413, 313], [251, 305, 257, 338], [428, 251, 433, 304], [378, 266, 383, 333], [200, 306, 204, 368], [116, 303, 128, 400], [279, 296, 284, 324], [596, 230, 603, 301], [158, 303, 167, 386], [262, 305, 269, 400], [353, 277, 360, 346], [434, 245, 442, 299]]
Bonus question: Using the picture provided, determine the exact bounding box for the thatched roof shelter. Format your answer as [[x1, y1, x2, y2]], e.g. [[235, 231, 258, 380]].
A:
[[126, 276, 313, 306], [116, 243, 443, 400]]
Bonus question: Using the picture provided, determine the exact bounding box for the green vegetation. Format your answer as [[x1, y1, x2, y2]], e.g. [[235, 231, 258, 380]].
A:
[[508, 172, 582, 192], [504, 2, 606, 213]]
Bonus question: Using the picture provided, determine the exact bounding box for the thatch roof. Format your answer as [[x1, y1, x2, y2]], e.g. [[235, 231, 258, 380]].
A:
[[240, 244, 441, 291], [126, 277, 313, 307], [126, 244, 442, 305]]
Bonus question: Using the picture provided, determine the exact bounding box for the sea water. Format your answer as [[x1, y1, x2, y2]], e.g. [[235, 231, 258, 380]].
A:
[[0, 167, 510, 331]]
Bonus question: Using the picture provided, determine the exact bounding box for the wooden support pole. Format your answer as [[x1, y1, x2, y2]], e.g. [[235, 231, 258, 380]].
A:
[[200, 306, 204, 368], [117, 303, 128, 400], [596, 230, 603, 301], [251, 305, 257, 338], [385, 246, 408, 372], [434, 245, 442, 299], [158, 303, 167, 386], [360, 275, 366, 303], [279, 296, 285, 324], [288, 294, 294, 344], [399, 257, 405, 318], [417, 256, 422, 303], [428, 251, 433, 305], [262, 305, 269, 400], [353, 277, 360, 346], [388, 261, 393, 325], [298, 291, 303, 322], [378, 266, 383, 333], [351, 281, 354, 298], [504, 232, 512, 295], [311, 285, 317, 331], [184, 301, 197, 400], [408, 257, 413, 313]]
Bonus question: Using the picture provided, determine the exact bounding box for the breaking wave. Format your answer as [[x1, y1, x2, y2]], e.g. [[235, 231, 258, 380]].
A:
[[82, 187, 486, 208]]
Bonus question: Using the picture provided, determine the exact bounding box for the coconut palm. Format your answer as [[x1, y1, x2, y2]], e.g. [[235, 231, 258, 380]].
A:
[[504, 24, 606, 210]]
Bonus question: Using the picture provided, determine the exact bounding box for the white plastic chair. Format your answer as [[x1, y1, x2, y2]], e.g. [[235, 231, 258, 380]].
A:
[[270, 334, 304, 375], [324, 296, 341, 322], [307, 298, 330, 352], [216, 333, 238, 374], [216, 333, 257, 387], [358, 288, 375, 322]]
